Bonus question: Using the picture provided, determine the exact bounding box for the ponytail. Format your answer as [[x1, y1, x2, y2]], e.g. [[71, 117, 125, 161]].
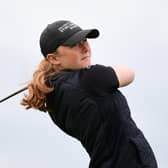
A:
[[21, 59, 59, 112]]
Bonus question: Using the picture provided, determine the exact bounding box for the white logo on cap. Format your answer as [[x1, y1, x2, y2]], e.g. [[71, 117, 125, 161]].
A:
[[58, 22, 78, 32]]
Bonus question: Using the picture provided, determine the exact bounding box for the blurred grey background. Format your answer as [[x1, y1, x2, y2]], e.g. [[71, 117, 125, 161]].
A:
[[0, 0, 167, 167]]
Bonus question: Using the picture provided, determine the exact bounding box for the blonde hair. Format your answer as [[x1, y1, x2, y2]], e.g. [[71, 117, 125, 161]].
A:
[[21, 59, 59, 112]]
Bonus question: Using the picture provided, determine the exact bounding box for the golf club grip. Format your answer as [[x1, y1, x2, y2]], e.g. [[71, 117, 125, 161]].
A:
[[0, 86, 28, 103]]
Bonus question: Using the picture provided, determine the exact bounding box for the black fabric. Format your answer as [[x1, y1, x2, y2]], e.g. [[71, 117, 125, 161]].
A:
[[79, 64, 119, 96], [46, 64, 158, 168]]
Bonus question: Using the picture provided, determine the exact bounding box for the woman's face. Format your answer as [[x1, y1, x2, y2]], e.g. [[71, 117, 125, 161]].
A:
[[48, 39, 92, 70]]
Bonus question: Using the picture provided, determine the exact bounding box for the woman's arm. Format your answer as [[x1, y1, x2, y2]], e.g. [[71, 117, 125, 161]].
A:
[[112, 65, 135, 87]]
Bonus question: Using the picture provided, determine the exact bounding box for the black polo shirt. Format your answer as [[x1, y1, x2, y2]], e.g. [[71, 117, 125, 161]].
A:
[[46, 64, 158, 168]]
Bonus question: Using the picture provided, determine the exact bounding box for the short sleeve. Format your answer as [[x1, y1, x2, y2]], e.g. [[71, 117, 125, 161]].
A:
[[79, 64, 119, 96]]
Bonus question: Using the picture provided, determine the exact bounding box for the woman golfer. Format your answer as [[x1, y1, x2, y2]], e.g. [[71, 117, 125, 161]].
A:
[[21, 20, 158, 168]]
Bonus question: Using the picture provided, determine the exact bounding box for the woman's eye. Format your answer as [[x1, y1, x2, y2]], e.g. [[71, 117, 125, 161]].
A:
[[69, 43, 79, 48], [69, 39, 87, 48]]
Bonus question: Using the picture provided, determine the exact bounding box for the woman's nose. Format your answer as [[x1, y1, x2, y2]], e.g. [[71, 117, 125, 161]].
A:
[[80, 41, 89, 53]]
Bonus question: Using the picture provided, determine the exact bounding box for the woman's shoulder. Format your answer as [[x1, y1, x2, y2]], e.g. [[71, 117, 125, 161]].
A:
[[47, 64, 113, 89], [47, 70, 80, 89]]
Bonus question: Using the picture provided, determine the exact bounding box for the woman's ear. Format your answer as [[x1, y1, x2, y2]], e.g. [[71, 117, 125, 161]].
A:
[[46, 54, 61, 66]]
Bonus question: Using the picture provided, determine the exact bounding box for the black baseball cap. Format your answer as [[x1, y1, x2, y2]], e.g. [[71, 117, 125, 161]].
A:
[[40, 20, 99, 57]]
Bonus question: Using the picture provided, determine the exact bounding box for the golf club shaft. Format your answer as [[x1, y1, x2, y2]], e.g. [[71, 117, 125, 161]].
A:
[[0, 86, 28, 103]]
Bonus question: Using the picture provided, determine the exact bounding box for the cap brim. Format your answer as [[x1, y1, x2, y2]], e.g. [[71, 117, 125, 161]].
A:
[[62, 29, 99, 46]]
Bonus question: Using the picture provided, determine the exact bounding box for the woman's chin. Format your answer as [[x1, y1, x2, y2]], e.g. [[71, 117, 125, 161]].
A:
[[82, 61, 91, 68]]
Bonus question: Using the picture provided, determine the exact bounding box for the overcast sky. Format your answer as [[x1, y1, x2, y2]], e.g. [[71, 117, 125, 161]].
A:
[[0, 0, 167, 167]]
